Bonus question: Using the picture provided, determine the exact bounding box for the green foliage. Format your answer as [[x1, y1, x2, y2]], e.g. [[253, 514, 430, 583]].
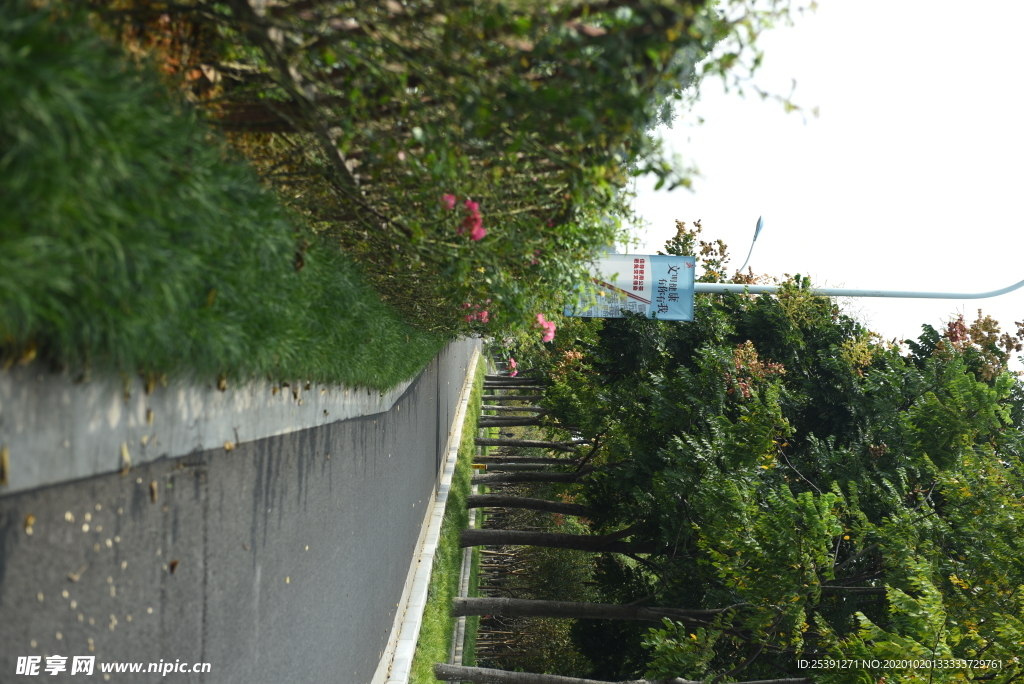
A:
[[0, 1, 442, 388], [505, 221, 1024, 681], [570, 553, 660, 679], [88, 0, 808, 341], [643, 622, 721, 681], [572, 617, 653, 680], [816, 558, 1024, 683]]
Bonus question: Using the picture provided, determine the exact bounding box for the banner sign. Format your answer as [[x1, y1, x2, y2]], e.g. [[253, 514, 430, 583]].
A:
[[564, 254, 696, 320]]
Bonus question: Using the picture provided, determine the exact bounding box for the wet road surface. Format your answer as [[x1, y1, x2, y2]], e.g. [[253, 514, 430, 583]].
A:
[[0, 338, 480, 683]]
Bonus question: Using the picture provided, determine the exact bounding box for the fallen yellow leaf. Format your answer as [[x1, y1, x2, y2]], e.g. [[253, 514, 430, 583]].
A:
[[120, 443, 131, 474]]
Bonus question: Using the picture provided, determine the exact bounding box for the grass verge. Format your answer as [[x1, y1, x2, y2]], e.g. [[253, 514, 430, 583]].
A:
[[0, 2, 443, 390], [408, 351, 486, 683], [463, 550, 481, 667]]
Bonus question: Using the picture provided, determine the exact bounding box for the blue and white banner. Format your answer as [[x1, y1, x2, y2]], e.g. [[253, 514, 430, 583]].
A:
[[564, 254, 696, 321]]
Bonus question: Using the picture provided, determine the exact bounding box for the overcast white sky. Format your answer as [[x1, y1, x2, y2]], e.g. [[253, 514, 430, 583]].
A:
[[626, 0, 1024, 367]]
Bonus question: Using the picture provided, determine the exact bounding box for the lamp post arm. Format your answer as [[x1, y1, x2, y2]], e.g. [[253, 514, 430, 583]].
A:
[[737, 216, 764, 273], [693, 277, 1024, 300]]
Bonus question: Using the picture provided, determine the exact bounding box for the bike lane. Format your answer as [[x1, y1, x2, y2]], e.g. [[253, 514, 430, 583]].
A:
[[0, 337, 481, 683]]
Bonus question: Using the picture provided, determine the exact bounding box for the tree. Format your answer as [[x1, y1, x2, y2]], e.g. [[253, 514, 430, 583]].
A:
[[474, 456, 577, 464], [500, 221, 1024, 682], [96, 0, 805, 338], [475, 438, 581, 452], [434, 663, 812, 684], [472, 471, 591, 486], [453, 598, 734, 623], [461, 529, 661, 556], [482, 395, 548, 403], [480, 417, 554, 428], [466, 495, 590, 517]]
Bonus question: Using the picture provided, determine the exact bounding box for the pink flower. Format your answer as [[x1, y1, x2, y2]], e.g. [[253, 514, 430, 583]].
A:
[[441, 194, 457, 210], [461, 200, 485, 240], [509, 370, 518, 377], [463, 307, 489, 323], [534, 314, 556, 342], [456, 198, 485, 240], [461, 214, 484, 239], [509, 357, 517, 369]]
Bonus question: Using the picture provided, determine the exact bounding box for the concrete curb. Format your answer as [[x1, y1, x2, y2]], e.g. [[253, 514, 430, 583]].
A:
[[372, 346, 481, 684], [0, 366, 415, 496]]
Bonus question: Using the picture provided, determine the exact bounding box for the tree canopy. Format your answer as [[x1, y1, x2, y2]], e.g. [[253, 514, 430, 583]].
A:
[[502, 221, 1024, 682], [93, 0, 814, 339]]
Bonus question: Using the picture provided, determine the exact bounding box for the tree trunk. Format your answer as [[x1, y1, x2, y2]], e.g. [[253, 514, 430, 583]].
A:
[[480, 406, 547, 412], [484, 378, 547, 384], [474, 456, 577, 465], [485, 374, 545, 381], [215, 95, 399, 132], [481, 395, 546, 402], [466, 495, 589, 516], [460, 529, 660, 554], [483, 385, 548, 391], [451, 597, 733, 623], [471, 471, 589, 485], [479, 417, 546, 428], [820, 586, 887, 595], [215, 100, 305, 132], [479, 415, 544, 422], [434, 664, 811, 684], [475, 438, 580, 452], [481, 464, 562, 472]]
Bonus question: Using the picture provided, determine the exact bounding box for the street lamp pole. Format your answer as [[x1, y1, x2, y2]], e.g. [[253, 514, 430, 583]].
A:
[[737, 216, 764, 274], [694, 278, 1024, 300], [723, 214, 1024, 301]]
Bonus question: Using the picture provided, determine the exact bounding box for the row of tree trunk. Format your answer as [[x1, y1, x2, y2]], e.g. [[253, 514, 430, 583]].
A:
[[467, 367, 591, 673], [453, 364, 816, 682]]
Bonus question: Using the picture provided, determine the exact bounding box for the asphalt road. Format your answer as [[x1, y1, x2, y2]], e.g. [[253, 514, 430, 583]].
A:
[[0, 337, 480, 683]]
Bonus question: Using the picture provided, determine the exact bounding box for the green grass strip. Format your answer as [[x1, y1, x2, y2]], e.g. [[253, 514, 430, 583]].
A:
[[462, 399, 491, 667], [409, 355, 486, 683], [0, 3, 443, 390], [463, 555, 481, 667]]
